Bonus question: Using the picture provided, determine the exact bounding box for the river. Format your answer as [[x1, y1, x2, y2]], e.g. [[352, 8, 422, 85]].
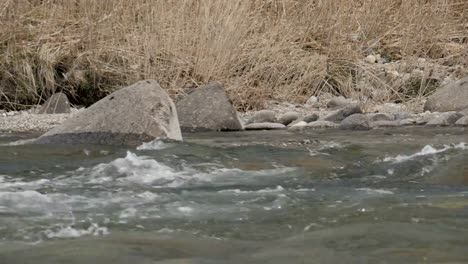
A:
[[0, 128, 467, 263]]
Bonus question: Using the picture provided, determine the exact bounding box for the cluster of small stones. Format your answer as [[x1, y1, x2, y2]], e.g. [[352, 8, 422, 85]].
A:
[[240, 95, 468, 132]]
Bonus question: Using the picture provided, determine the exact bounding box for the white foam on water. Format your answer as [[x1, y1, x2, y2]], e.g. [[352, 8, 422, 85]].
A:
[[44, 223, 109, 239], [308, 141, 344, 156], [0, 179, 50, 190], [0, 138, 37, 146], [89, 151, 183, 185], [83, 151, 297, 189], [356, 188, 394, 195], [218, 186, 285, 195], [137, 139, 171, 150], [383, 143, 467, 163]]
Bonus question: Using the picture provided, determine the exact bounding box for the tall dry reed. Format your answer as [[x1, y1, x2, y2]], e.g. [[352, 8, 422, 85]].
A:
[[0, 0, 467, 110]]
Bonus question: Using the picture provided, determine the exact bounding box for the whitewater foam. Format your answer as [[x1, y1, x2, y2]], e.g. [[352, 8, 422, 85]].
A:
[[383, 143, 467, 163], [44, 223, 109, 239], [136, 139, 172, 150]]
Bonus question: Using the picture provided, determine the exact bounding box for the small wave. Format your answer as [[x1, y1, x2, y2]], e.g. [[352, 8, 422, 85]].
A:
[[89, 151, 183, 185], [308, 141, 344, 156], [218, 186, 285, 194], [356, 188, 394, 195], [84, 151, 296, 188], [44, 223, 109, 239], [136, 139, 172, 150], [0, 138, 37, 146], [382, 143, 467, 163]]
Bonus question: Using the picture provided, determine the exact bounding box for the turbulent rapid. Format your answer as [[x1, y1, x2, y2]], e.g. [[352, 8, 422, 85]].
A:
[[0, 128, 467, 263]]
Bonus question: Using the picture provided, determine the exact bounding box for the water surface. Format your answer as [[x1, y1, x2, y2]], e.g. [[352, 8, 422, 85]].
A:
[[0, 128, 467, 263]]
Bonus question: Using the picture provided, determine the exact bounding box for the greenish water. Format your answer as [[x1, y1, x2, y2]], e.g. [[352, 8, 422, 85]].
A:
[[0, 128, 467, 263]]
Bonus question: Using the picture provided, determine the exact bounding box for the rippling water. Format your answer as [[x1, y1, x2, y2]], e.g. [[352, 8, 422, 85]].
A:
[[0, 129, 467, 263]]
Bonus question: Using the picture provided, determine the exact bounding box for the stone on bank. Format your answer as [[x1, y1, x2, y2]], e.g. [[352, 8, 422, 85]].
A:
[[176, 83, 243, 132], [35, 80, 182, 145]]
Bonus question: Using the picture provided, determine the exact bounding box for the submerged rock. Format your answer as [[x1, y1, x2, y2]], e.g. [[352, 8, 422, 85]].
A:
[[35, 80, 182, 145], [176, 83, 243, 132], [339, 114, 370, 130], [37, 92, 71, 114], [246, 110, 277, 125], [426, 111, 463, 126], [323, 105, 362, 123], [278, 112, 299, 125], [424, 76, 468, 112], [244, 122, 286, 130]]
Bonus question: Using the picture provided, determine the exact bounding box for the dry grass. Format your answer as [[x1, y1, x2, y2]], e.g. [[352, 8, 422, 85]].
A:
[[0, 0, 467, 111]]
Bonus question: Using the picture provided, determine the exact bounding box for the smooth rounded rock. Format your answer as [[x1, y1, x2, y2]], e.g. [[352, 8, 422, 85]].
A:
[[424, 76, 468, 112], [302, 113, 319, 123], [339, 114, 370, 130], [327, 96, 351, 109], [371, 120, 401, 128], [176, 83, 243, 132], [455, 116, 468, 126], [323, 104, 362, 123], [426, 111, 463, 126], [278, 112, 300, 125], [306, 121, 339, 129], [35, 80, 182, 145], [246, 110, 277, 125], [244, 122, 286, 130], [37, 92, 71, 114], [367, 113, 394, 122]]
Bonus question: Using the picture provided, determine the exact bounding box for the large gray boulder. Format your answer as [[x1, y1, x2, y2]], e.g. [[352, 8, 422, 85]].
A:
[[426, 111, 463, 126], [35, 80, 182, 145], [176, 83, 243, 132], [37, 92, 71, 114], [424, 76, 468, 112], [339, 114, 370, 130]]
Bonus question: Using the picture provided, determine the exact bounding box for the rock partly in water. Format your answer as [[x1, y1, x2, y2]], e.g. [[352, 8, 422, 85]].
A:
[[246, 110, 277, 125], [400, 119, 417, 126], [339, 114, 371, 130], [455, 116, 468, 126], [367, 113, 394, 122], [278, 112, 300, 125], [394, 112, 413, 121], [306, 121, 339, 129], [176, 83, 243, 132], [244, 122, 286, 130], [323, 105, 362, 123], [37, 92, 71, 114], [459, 108, 468, 116], [374, 103, 407, 114], [35, 80, 182, 145], [424, 76, 468, 112], [288, 121, 308, 129], [302, 113, 319, 123], [426, 111, 463, 126], [327, 96, 352, 109], [371, 120, 401, 128]]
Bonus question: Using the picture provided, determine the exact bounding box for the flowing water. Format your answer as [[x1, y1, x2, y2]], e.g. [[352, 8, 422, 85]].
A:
[[0, 128, 467, 263]]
